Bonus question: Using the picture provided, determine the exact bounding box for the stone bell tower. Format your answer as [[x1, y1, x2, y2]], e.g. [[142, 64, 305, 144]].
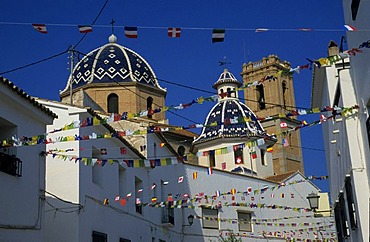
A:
[[241, 55, 304, 175]]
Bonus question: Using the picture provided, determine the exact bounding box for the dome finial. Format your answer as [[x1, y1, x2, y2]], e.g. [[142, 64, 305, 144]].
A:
[[109, 34, 117, 43]]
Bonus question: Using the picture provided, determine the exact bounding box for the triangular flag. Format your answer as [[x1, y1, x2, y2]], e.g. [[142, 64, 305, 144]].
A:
[[78, 25, 93, 33], [168, 27, 181, 38], [32, 23, 47, 34], [212, 29, 225, 43], [124, 26, 138, 38]]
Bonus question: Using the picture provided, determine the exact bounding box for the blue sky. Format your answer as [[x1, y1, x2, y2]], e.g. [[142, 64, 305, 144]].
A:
[[0, 1, 347, 192]]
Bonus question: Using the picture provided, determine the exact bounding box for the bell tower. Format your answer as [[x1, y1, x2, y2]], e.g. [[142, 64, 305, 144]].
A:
[[241, 55, 304, 175]]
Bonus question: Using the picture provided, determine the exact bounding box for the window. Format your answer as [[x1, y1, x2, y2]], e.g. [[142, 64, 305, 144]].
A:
[[177, 145, 185, 156], [351, 0, 361, 20], [238, 211, 252, 232], [119, 166, 126, 197], [147, 97, 153, 118], [202, 207, 218, 229], [92, 231, 107, 242], [345, 177, 357, 229], [209, 150, 215, 167], [227, 87, 231, 97], [234, 147, 243, 164], [282, 81, 287, 108], [162, 206, 174, 225], [135, 177, 143, 214], [0, 152, 22, 177], [92, 147, 103, 186], [256, 84, 265, 110], [334, 194, 350, 241], [260, 149, 266, 166], [107, 93, 118, 114], [120, 238, 131, 242]]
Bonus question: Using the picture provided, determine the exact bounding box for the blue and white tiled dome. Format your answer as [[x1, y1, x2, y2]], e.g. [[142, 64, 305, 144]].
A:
[[193, 69, 276, 144], [60, 34, 166, 94]]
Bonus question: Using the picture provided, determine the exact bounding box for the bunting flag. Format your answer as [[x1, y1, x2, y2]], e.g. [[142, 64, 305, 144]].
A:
[[126, 193, 132, 198], [280, 122, 288, 128], [120, 198, 126, 206], [114, 195, 120, 201], [282, 138, 289, 147], [266, 147, 273, 153], [212, 29, 225, 43], [344, 24, 357, 31], [151, 197, 157, 203], [255, 28, 269, 32], [78, 25, 93, 33], [124, 26, 138, 38], [32, 23, 47, 34], [251, 151, 257, 159], [207, 167, 213, 175], [178, 176, 184, 183], [168, 27, 181, 37], [151, 183, 156, 190], [193, 172, 198, 180], [103, 198, 109, 205]]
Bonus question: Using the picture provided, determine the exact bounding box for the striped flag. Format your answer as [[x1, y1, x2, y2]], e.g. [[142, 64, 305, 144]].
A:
[[215, 191, 221, 197], [151, 197, 157, 203], [212, 29, 225, 43], [207, 167, 213, 175], [344, 24, 357, 31], [168, 27, 181, 38], [32, 23, 47, 34], [231, 188, 237, 195], [124, 26, 138, 38], [103, 198, 109, 205], [78, 25, 93, 33], [267, 147, 273, 153], [126, 193, 132, 198], [151, 183, 156, 190], [114, 195, 120, 201]]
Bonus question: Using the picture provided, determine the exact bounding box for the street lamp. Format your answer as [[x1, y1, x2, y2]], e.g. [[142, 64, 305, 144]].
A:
[[307, 192, 320, 211], [187, 214, 194, 226]]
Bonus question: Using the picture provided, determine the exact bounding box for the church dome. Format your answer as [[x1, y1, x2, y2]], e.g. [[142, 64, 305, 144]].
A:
[[193, 69, 276, 145], [60, 34, 166, 94]]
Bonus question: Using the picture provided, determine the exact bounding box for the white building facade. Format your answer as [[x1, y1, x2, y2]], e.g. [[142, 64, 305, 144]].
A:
[[0, 77, 56, 241], [312, 8, 370, 239]]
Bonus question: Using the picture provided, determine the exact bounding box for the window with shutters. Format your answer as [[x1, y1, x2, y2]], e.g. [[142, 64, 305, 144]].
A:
[[202, 207, 218, 229], [238, 211, 252, 232], [345, 176, 357, 229]]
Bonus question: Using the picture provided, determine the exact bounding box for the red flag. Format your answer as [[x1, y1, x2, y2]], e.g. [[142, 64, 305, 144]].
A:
[[32, 23, 47, 34], [120, 198, 127, 206], [168, 27, 181, 38]]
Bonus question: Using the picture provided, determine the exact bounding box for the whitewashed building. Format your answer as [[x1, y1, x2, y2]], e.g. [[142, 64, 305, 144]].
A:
[[310, 1, 370, 240], [0, 77, 56, 241]]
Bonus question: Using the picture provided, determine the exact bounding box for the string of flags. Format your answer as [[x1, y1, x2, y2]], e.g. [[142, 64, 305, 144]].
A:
[[5, 21, 360, 39], [0, 101, 359, 149]]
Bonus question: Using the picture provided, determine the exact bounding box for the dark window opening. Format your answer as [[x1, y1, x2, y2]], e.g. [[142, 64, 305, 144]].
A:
[[260, 149, 266, 166], [256, 84, 265, 110], [120, 239, 131, 242], [209, 151, 215, 167], [92, 231, 107, 242], [345, 177, 358, 229], [147, 97, 154, 119], [0, 152, 22, 177], [334, 194, 350, 241], [135, 177, 143, 214], [351, 0, 361, 21], [227, 87, 231, 97], [234, 147, 243, 164], [107, 93, 118, 114], [282, 81, 287, 108], [162, 206, 174, 225], [177, 146, 185, 156], [333, 83, 341, 108]]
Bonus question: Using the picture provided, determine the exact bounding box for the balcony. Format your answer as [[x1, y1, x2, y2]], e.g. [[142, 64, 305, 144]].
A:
[[0, 152, 22, 177]]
